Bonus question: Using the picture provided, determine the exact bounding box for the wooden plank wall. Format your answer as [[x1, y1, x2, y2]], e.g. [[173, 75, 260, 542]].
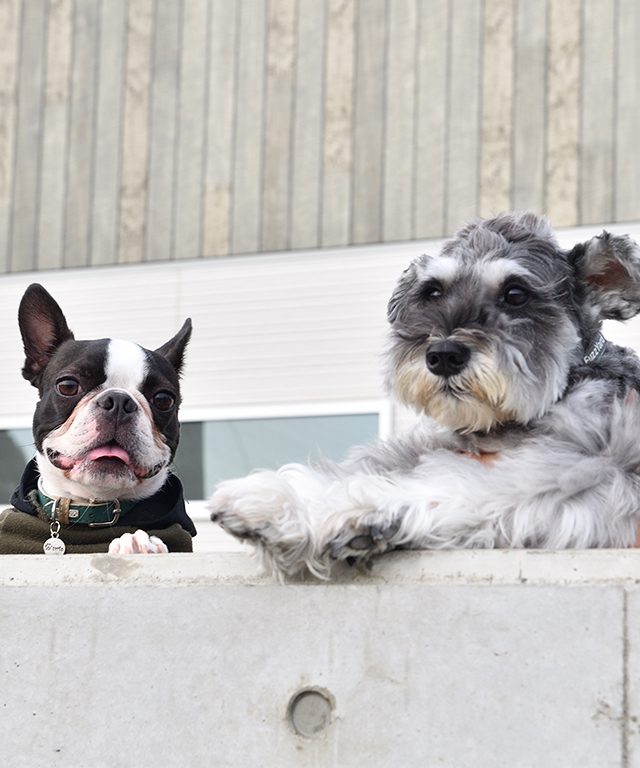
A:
[[0, 0, 638, 273]]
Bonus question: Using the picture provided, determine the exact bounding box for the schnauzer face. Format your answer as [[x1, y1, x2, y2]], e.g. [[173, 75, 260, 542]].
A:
[[386, 212, 640, 433]]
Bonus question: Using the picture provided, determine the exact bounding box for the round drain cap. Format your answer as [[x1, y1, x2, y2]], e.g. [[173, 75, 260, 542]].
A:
[[289, 689, 333, 738]]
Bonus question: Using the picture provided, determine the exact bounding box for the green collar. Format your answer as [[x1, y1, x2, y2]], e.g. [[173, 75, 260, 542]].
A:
[[37, 479, 138, 527]]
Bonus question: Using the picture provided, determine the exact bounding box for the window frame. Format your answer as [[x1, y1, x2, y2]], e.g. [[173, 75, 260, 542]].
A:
[[178, 398, 392, 438]]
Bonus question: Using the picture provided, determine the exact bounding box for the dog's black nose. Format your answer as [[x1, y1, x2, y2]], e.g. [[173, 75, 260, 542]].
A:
[[425, 340, 470, 377], [96, 390, 138, 422]]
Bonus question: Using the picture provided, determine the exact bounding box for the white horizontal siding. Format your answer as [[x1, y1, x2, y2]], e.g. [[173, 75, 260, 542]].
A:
[[0, 238, 442, 426], [0, 222, 639, 430]]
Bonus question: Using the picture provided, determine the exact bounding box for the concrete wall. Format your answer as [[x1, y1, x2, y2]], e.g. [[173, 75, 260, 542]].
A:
[[2, 549, 640, 767]]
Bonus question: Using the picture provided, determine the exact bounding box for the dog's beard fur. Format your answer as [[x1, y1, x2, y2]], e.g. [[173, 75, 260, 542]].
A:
[[388, 319, 581, 433], [391, 347, 513, 432]]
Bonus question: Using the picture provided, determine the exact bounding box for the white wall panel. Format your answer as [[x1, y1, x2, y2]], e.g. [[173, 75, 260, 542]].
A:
[[0, 238, 439, 427], [1, 223, 639, 431]]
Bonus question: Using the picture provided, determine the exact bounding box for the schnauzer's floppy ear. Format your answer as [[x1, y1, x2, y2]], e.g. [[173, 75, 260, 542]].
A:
[[387, 262, 419, 324], [570, 232, 640, 321], [18, 284, 75, 388], [154, 318, 192, 376]]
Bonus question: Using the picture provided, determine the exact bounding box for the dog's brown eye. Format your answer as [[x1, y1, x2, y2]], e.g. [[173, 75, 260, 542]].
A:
[[56, 378, 80, 397], [152, 392, 175, 412], [503, 286, 530, 308]]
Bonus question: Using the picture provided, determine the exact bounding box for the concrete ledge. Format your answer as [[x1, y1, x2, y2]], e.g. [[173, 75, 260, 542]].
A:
[[2, 550, 640, 767], [0, 547, 639, 586]]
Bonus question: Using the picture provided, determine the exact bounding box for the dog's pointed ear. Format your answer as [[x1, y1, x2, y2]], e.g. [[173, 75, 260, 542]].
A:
[[18, 284, 75, 387], [569, 232, 640, 321], [154, 318, 192, 376]]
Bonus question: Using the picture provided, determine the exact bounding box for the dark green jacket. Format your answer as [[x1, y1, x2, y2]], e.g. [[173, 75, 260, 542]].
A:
[[0, 459, 196, 554]]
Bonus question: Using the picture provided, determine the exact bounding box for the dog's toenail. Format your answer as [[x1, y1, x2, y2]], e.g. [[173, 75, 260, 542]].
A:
[[383, 521, 400, 539]]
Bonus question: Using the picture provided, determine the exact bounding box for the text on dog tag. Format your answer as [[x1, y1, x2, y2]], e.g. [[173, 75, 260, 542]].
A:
[[44, 537, 66, 555]]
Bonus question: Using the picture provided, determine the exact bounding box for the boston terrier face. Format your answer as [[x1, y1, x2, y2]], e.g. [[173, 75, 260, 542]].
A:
[[18, 284, 192, 502]]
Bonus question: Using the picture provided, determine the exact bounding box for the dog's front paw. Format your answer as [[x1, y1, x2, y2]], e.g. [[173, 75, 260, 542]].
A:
[[208, 471, 322, 577], [109, 530, 168, 554], [322, 513, 403, 563], [210, 472, 290, 538], [208, 471, 311, 545]]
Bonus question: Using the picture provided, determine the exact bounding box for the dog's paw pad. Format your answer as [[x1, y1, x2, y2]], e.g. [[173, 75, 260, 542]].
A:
[[347, 534, 375, 550], [370, 521, 401, 541], [326, 516, 403, 561]]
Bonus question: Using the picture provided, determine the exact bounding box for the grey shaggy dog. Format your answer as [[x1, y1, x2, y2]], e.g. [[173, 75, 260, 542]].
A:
[[209, 212, 640, 578]]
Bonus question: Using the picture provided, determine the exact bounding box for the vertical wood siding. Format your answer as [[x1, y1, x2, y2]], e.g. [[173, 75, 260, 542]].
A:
[[479, 0, 513, 217], [203, 0, 237, 257], [10, 0, 47, 272], [231, 0, 267, 255], [1, 0, 639, 272], [38, 0, 72, 271], [321, 0, 355, 247], [616, 0, 640, 223], [0, 1, 20, 273], [91, 0, 126, 267], [118, 0, 153, 265], [64, 0, 99, 269], [383, 0, 417, 243], [511, 0, 547, 213], [289, 0, 325, 249], [351, 0, 385, 246], [413, 0, 448, 239]]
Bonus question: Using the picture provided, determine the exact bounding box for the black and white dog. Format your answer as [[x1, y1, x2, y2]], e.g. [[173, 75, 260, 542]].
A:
[[0, 284, 195, 555], [210, 212, 640, 578]]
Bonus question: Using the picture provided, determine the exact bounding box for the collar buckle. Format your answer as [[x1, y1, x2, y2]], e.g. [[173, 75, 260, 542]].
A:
[[87, 499, 121, 527]]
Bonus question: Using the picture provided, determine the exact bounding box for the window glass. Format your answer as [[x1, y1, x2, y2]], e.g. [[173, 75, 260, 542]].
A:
[[174, 421, 204, 500], [0, 429, 34, 504], [174, 413, 379, 499], [0, 414, 380, 504]]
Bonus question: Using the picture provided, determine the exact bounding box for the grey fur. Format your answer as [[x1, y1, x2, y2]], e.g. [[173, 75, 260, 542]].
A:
[[209, 213, 640, 578]]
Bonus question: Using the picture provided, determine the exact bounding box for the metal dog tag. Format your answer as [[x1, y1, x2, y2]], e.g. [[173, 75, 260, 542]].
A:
[[44, 521, 66, 555], [43, 537, 66, 555]]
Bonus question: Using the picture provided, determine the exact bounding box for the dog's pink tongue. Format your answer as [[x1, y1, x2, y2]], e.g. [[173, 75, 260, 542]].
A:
[[86, 445, 130, 464]]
